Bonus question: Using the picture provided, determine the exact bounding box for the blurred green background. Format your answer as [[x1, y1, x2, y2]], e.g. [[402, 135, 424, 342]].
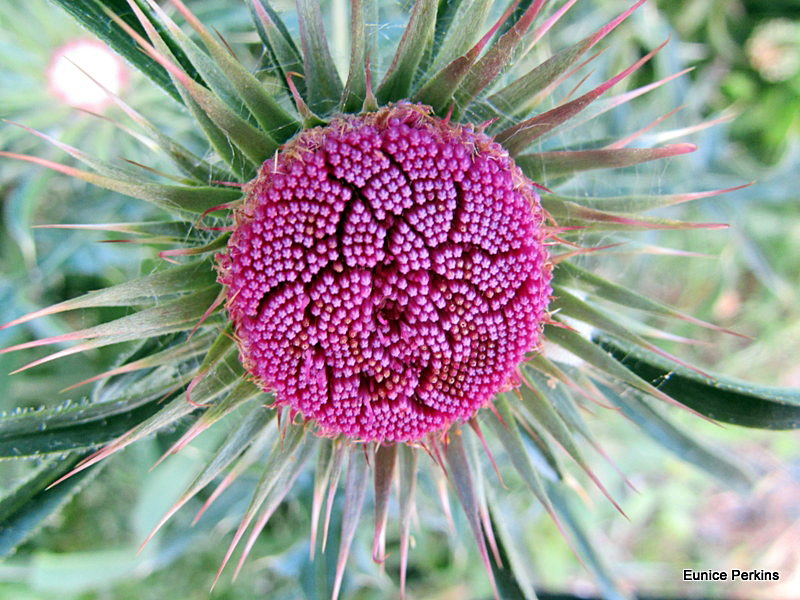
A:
[[1, 1, 798, 598]]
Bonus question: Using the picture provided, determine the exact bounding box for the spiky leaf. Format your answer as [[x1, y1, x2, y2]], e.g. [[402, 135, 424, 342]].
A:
[[0, 452, 100, 556], [598, 335, 800, 429]]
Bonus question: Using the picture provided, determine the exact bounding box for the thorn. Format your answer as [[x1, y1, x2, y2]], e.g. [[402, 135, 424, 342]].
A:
[[551, 243, 626, 264], [286, 72, 324, 126], [605, 105, 684, 149], [362, 53, 378, 112], [468, 419, 505, 488], [122, 158, 185, 182], [435, 469, 456, 536], [188, 287, 226, 341], [213, 27, 237, 57], [186, 369, 211, 408], [487, 401, 508, 428], [443, 103, 455, 125], [195, 201, 239, 231]]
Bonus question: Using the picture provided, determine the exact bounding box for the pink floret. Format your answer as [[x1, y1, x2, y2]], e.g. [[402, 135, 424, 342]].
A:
[[218, 104, 552, 442]]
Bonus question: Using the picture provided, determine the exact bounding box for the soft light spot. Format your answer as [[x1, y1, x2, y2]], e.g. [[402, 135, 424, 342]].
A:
[[48, 39, 127, 111]]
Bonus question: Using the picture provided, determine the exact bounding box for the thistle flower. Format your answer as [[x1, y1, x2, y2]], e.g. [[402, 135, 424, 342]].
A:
[[218, 103, 552, 442], [2, 1, 798, 598]]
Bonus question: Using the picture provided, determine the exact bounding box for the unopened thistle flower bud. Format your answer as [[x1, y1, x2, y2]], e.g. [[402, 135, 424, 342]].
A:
[[218, 103, 552, 441]]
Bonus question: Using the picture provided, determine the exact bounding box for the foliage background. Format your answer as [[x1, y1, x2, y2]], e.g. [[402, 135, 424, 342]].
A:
[[0, 0, 798, 598]]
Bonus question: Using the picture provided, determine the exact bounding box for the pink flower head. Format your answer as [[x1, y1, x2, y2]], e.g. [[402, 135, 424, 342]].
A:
[[218, 104, 552, 442]]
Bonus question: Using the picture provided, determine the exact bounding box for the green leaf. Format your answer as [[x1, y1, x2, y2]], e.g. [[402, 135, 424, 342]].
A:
[[192, 326, 235, 381], [4, 286, 223, 372], [249, 0, 305, 97], [7, 121, 174, 194], [0, 152, 242, 216], [372, 443, 396, 562], [515, 378, 624, 514], [320, 440, 346, 555], [154, 346, 254, 461], [487, 36, 592, 122], [58, 330, 216, 393], [4, 397, 172, 463], [179, 348, 245, 413], [66, 380, 211, 480], [340, 0, 376, 113], [522, 363, 593, 444], [0, 367, 194, 458], [486, 0, 648, 128], [429, 0, 492, 73], [0, 452, 100, 557], [596, 334, 800, 430], [413, 50, 478, 115], [549, 286, 715, 375], [186, 374, 262, 436], [376, 0, 437, 104], [487, 395, 552, 508], [486, 487, 538, 600], [542, 198, 725, 232], [192, 415, 279, 529], [3, 261, 215, 331], [296, 0, 343, 115], [310, 438, 335, 555], [553, 262, 733, 335], [177, 93, 257, 180], [464, 429, 499, 582], [34, 221, 205, 243], [541, 68, 692, 144], [140, 0, 245, 120], [517, 385, 585, 465], [543, 323, 689, 414], [593, 380, 754, 492], [413, 2, 510, 114], [118, 3, 267, 175], [232, 434, 318, 580], [444, 430, 498, 598], [454, 0, 545, 110], [397, 444, 418, 596], [542, 186, 748, 214], [496, 40, 668, 156], [545, 481, 633, 600], [516, 424, 563, 483], [86, 84, 232, 183], [165, 0, 300, 143], [332, 445, 370, 600], [515, 144, 697, 181], [138, 31, 278, 166], [214, 421, 306, 582]]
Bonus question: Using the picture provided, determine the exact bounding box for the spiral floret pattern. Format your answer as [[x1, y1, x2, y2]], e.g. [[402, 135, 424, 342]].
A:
[[218, 104, 552, 441]]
